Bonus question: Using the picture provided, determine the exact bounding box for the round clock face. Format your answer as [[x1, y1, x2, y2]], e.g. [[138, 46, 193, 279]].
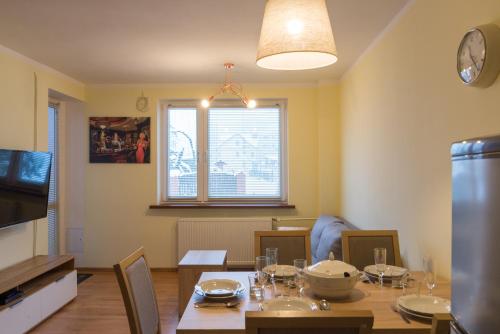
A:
[[457, 29, 486, 84]]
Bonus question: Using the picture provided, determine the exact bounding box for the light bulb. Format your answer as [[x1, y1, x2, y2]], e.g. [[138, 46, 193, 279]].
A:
[[201, 99, 210, 108], [247, 99, 257, 108], [287, 19, 304, 35]]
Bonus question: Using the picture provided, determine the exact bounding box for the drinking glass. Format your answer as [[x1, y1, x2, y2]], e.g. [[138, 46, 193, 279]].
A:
[[265, 248, 278, 282], [255, 255, 268, 284], [265, 248, 278, 296], [423, 256, 437, 295], [374, 248, 387, 288], [293, 259, 307, 297], [248, 273, 264, 300]]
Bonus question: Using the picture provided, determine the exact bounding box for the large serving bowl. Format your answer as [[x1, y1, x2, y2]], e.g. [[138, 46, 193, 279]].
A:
[[304, 259, 360, 299]]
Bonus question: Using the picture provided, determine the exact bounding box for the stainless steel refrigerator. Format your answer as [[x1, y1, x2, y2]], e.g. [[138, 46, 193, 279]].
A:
[[451, 135, 500, 334]]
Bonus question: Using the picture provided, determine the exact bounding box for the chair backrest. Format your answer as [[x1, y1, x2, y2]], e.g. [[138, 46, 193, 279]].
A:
[[245, 310, 374, 334], [114, 247, 161, 334], [431, 313, 453, 334], [255, 230, 311, 265], [341, 230, 402, 270]]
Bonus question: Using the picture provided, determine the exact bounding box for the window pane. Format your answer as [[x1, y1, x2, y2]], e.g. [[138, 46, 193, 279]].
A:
[[168, 108, 197, 198], [208, 107, 281, 198]]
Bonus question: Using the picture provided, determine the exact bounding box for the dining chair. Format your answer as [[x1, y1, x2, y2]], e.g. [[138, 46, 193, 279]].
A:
[[341, 230, 403, 270], [114, 247, 161, 334], [254, 230, 311, 265], [431, 313, 453, 334], [245, 310, 374, 334]]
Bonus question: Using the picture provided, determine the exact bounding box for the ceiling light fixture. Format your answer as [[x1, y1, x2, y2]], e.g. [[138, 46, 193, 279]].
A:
[[256, 0, 338, 70], [201, 63, 256, 109]]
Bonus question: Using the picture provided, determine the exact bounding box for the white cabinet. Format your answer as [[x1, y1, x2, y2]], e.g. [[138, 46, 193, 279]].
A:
[[0, 270, 77, 334], [0, 292, 41, 334], [40, 270, 77, 319]]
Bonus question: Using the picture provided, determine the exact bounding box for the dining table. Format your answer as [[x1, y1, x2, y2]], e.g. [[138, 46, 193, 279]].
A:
[[176, 271, 450, 334]]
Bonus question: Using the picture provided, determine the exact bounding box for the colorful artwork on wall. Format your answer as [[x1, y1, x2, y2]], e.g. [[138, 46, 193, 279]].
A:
[[89, 117, 150, 163]]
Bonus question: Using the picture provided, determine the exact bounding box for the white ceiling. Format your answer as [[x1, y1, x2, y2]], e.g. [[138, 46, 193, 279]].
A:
[[0, 0, 410, 84]]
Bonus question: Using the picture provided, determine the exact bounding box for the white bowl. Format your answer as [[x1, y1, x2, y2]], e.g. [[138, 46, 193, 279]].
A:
[[305, 273, 359, 298], [304, 260, 360, 299], [195, 279, 242, 297], [262, 297, 318, 311]]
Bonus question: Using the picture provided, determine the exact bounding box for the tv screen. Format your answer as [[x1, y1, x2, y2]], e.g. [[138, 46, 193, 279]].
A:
[[0, 149, 52, 229]]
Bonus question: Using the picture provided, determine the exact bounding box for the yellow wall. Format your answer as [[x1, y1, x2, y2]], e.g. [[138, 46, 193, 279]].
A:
[[318, 83, 341, 215], [0, 46, 85, 270], [83, 84, 340, 267], [339, 0, 500, 278]]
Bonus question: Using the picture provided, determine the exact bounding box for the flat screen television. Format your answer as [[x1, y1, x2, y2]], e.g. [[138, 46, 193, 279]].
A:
[[0, 149, 52, 229]]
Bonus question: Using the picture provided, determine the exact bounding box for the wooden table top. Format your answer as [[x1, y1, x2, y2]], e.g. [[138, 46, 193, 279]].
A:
[[178, 250, 227, 267], [176, 271, 450, 334]]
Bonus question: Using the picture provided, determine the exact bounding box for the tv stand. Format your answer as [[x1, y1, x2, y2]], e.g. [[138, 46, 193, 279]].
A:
[[0, 255, 76, 333]]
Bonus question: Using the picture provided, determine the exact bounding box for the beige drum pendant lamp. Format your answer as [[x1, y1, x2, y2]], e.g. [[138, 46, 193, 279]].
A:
[[256, 0, 337, 70]]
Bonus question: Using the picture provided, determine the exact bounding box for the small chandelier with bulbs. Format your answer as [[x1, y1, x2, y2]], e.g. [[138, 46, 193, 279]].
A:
[[201, 63, 256, 109]]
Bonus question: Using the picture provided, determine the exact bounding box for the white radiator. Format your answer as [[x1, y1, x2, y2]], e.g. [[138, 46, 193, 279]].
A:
[[177, 218, 272, 266]]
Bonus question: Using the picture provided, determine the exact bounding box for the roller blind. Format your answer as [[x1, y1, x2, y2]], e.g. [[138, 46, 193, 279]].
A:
[[207, 107, 281, 199]]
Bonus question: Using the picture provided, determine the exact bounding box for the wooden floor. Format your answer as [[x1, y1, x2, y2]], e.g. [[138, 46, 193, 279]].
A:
[[30, 271, 179, 334]]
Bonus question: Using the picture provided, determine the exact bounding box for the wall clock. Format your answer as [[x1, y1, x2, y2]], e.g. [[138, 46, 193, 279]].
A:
[[136, 91, 149, 112], [457, 24, 500, 87]]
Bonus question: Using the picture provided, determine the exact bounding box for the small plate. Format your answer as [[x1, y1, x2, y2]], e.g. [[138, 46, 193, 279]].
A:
[[364, 272, 401, 283], [194, 286, 244, 300], [195, 279, 243, 297], [397, 294, 451, 316], [364, 265, 408, 278], [262, 297, 318, 311], [263, 265, 296, 278], [397, 305, 433, 321]]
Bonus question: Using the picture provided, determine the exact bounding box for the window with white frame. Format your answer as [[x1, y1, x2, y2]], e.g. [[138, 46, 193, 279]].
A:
[[161, 100, 287, 203]]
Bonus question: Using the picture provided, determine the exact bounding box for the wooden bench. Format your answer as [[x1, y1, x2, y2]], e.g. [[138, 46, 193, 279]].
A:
[[178, 250, 227, 317]]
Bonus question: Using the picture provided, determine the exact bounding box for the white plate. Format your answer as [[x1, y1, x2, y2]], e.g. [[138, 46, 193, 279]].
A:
[[397, 305, 433, 321], [263, 265, 296, 278], [262, 297, 318, 311], [194, 286, 244, 300], [397, 294, 450, 316], [364, 272, 401, 283], [364, 265, 408, 278], [195, 279, 243, 297]]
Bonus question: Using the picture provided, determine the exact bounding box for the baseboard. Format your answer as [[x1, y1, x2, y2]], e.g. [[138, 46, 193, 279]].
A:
[[227, 265, 253, 271], [77, 267, 114, 272], [77, 267, 178, 272], [151, 267, 178, 272]]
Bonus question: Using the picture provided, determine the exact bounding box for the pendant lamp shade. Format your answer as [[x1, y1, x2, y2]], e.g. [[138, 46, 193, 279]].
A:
[[256, 0, 337, 70]]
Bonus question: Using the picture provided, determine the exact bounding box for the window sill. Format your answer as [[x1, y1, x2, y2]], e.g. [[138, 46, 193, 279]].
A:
[[149, 203, 296, 209]]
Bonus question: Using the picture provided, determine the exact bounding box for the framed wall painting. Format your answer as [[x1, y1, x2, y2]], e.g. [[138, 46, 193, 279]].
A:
[[89, 117, 150, 163]]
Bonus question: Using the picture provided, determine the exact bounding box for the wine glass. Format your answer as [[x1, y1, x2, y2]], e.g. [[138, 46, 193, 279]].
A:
[[423, 256, 437, 295], [374, 248, 387, 288], [293, 259, 307, 297], [265, 248, 278, 295]]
